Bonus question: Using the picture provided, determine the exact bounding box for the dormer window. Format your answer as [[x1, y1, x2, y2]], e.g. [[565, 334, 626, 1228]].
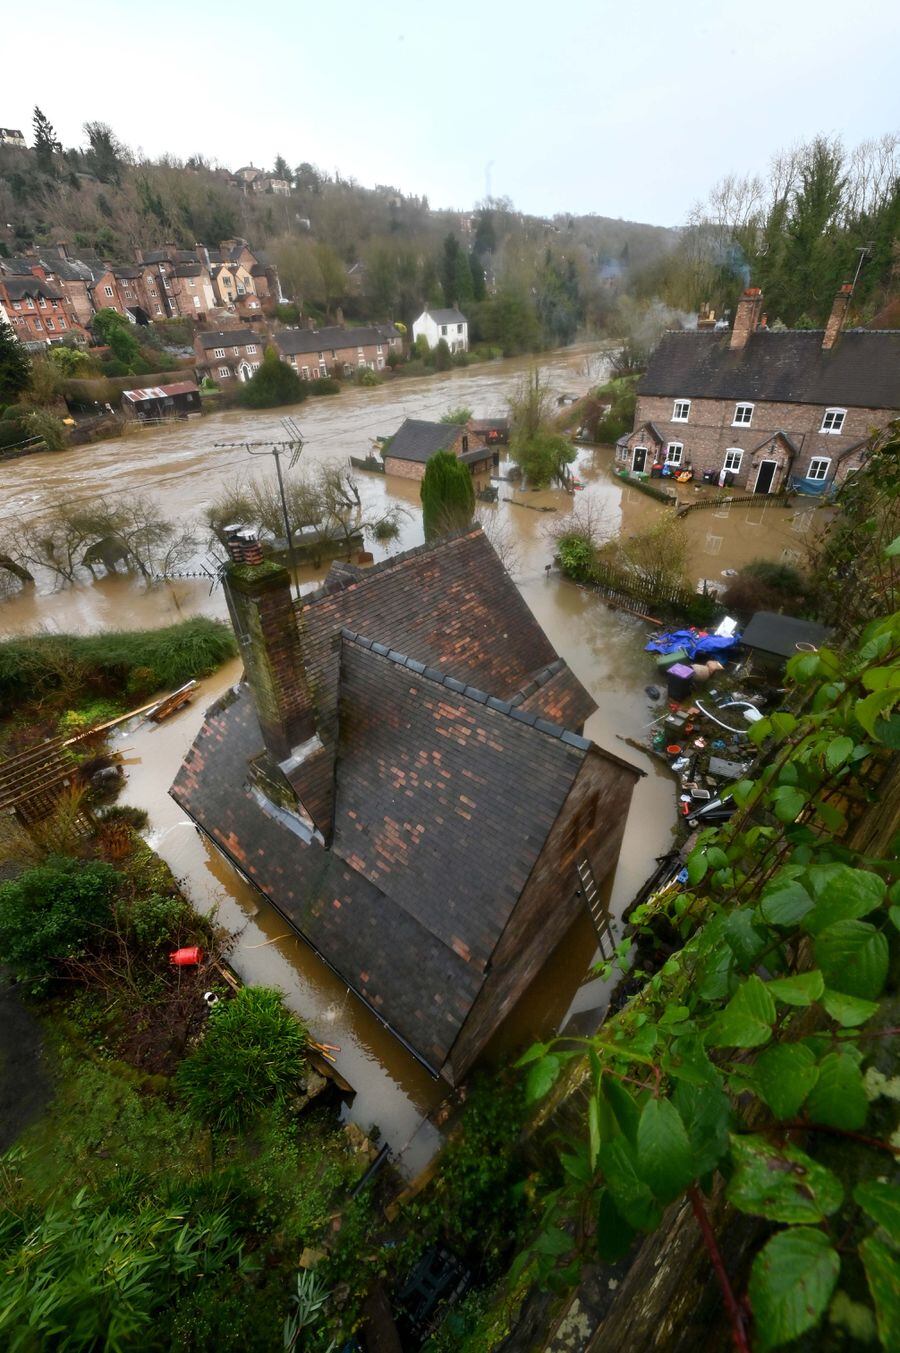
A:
[[672, 399, 691, 422], [733, 402, 754, 426], [821, 408, 846, 434]]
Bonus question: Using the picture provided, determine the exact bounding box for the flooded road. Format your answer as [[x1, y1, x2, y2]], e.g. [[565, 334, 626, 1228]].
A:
[[0, 344, 827, 1163]]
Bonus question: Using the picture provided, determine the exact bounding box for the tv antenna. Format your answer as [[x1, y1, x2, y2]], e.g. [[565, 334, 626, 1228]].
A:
[[850, 243, 874, 293], [214, 420, 306, 597]]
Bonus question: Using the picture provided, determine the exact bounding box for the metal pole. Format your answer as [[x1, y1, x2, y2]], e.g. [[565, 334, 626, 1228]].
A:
[[272, 447, 300, 599]]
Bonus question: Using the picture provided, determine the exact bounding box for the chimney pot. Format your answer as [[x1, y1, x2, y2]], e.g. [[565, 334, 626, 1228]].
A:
[[729, 286, 764, 350], [822, 283, 853, 351]]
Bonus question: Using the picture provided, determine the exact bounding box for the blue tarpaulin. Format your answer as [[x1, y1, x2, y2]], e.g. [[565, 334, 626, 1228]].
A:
[[645, 628, 741, 660]]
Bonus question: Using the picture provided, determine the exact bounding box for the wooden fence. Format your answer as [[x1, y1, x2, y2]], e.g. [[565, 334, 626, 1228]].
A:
[[574, 562, 716, 620], [676, 491, 795, 517]]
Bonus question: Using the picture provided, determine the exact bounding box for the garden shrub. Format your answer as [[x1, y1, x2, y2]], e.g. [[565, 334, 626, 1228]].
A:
[[176, 986, 309, 1130], [356, 368, 380, 386], [723, 559, 820, 619], [310, 375, 341, 395], [238, 348, 307, 409], [118, 892, 194, 951], [0, 855, 118, 993], [25, 409, 67, 451]]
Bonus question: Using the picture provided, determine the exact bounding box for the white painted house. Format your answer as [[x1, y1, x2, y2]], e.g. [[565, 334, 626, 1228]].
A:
[[412, 307, 468, 354]]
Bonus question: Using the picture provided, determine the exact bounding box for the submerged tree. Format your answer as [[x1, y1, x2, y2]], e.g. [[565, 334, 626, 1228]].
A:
[[238, 347, 307, 409], [421, 450, 475, 540], [0, 319, 31, 404], [508, 368, 575, 488]]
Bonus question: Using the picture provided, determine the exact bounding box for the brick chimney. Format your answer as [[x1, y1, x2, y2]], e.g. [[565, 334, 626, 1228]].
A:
[[222, 533, 333, 836], [729, 287, 764, 350], [822, 283, 853, 351], [55, 241, 69, 260]]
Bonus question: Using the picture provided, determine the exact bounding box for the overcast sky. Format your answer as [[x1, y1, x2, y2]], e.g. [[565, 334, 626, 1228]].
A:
[[5, 0, 898, 225]]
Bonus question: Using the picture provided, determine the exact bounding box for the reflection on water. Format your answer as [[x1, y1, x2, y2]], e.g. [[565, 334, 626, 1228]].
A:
[[0, 345, 827, 1159]]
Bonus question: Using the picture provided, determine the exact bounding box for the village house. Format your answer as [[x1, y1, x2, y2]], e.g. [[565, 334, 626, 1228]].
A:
[[0, 127, 27, 148], [171, 527, 640, 1082], [0, 270, 84, 346], [275, 324, 402, 378], [209, 262, 264, 318], [412, 306, 468, 354], [380, 417, 495, 482], [618, 285, 900, 495], [194, 328, 264, 383]]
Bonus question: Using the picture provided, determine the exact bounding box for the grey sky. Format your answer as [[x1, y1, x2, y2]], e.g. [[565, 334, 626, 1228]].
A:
[[5, 0, 898, 225]]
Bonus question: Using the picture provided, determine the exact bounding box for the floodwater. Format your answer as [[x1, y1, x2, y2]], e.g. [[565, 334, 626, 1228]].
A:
[[0, 345, 830, 1168]]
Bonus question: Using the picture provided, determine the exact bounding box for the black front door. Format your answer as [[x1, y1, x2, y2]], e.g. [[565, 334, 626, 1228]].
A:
[[754, 460, 777, 494], [632, 446, 647, 472]]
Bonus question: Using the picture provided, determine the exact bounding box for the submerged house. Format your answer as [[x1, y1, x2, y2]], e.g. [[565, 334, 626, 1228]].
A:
[[380, 417, 495, 481], [618, 285, 900, 494], [172, 528, 640, 1082]]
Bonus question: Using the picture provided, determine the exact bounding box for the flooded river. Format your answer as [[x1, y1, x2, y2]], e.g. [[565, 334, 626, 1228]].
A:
[[0, 345, 829, 1167]]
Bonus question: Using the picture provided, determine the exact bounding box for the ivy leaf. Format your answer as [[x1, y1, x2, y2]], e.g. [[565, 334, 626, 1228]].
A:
[[672, 1081, 731, 1177], [855, 1180, 900, 1244], [706, 975, 775, 1049], [770, 785, 807, 823], [758, 879, 813, 928], [526, 1054, 561, 1103], [804, 864, 885, 934], [727, 1134, 843, 1222], [815, 920, 889, 999], [766, 971, 825, 1006], [598, 1136, 661, 1231], [749, 1228, 840, 1350], [860, 1235, 900, 1350], [594, 1189, 636, 1262], [821, 989, 878, 1027], [751, 1043, 819, 1118], [825, 735, 854, 770], [805, 1052, 869, 1130], [636, 1098, 695, 1203]]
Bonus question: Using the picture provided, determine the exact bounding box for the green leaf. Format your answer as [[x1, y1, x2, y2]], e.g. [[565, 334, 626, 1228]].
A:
[[515, 1041, 549, 1067], [598, 1136, 662, 1231], [766, 971, 825, 1006], [687, 852, 708, 885], [815, 920, 889, 999], [594, 1189, 636, 1262], [706, 975, 776, 1049], [724, 908, 768, 967], [636, 1098, 695, 1203], [825, 735, 854, 771], [526, 1054, 561, 1102], [804, 863, 885, 934], [731, 777, 756, 807], [560, 1149, 593, 1185], [855, 1180, 900, 1244], [727, 1134, 843, 1222], [534, 1226, 572, 1257], [855, 689, 899, 738], [751, 1043, 819, 1118], [891, 905, 900, 931], [821, 989, 878, 1027], [758, 879, 813, 928], [805, 1052, 869, 1130], [770, 784, 807, 823], [860, 1235, 900, 1350], [672, 1081, 731, 1177], [748, 1228, 840, 1351], [667, 1034, 719, 1086], [604, 1077, 640, 1146], [886, 534, 900, 557]]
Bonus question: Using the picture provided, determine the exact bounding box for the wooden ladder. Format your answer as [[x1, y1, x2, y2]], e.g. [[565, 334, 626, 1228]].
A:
[[577, 858, 616, 959]]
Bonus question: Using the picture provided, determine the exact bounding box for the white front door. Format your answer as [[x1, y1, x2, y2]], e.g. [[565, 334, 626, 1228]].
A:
[[632, 445, 647, 472]]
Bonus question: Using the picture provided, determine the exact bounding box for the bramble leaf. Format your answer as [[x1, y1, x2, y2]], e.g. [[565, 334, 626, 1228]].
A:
[[598, 1136, 661, 1231], [805, 1052, 869, 1130], [526, 1054, 561, 1102], [636, 1098, 694, 1202], [860, 1235, 900, 1350], [750, 1043, 819, 1118], [814, 920, 889, 999], [820, 989, 878, 1027], [748, 1228, 840, 1351], [672, 1081, 731, 1177], [706, 975, 775, 1049], [758, 879, 813, 927], [825, 735, 853, 770], [766, 971, 824, 1006], [854, 1180, 900, 1244], [727, 1134, 843, 1222], [804, 864, 885, 934]]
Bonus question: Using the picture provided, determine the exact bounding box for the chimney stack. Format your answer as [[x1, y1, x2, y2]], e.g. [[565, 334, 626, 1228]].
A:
[[55, 241, 69, 260], [729, 287, 764, 350], [822, 283, 853, 351]]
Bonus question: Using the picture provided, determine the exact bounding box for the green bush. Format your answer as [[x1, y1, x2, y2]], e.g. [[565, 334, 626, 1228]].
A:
[[310, 375, 340, 395], [722, 559, 820, 620], [275, 302, 301, 324], [176, 987, 309, 1130], [238, 347, 307, 409], [356, 367, 380, 387], [0, 617, 237, 710], [0, 418, 27, 449], [0, 856, 118, 994], [118, 892, 193, 950], [556, 534, 595, 581], [25, 408, 67, 451]]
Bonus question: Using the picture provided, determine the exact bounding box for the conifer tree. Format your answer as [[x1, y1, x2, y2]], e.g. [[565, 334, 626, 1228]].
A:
[[420, 449, 475, 540], [32, 106, 61, 174], [0, 320, 31, 404]]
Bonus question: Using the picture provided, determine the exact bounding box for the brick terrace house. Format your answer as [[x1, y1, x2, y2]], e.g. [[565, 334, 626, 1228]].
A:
[[172, 527, 640, 1082], [618, 286, 900, 495], [276, 324, 401, 378], [0, 270, 84, 346], [194, 328, 264, 383], [381, 417, 495, 482]]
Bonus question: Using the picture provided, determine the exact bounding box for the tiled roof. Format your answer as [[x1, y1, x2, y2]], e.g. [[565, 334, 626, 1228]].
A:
[[173, 263, 203, 278], [276, 324, 391, 357], [297, 527, 596, 753], [196, 327, 259, 350], [1, 276, 64, 301], [640, 329, 900, 410], [383, 418, 464, 463], [421, 307, 467, 325]]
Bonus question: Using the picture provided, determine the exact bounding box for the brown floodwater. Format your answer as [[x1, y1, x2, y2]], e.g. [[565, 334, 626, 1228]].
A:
[[0, 345, 828, 1167]]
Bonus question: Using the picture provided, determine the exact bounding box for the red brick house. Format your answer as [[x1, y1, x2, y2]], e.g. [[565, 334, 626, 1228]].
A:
[[618, 286, 900, 495], [194, 327, 264, 383], [276, 324, 402, 378], [172, 527, 639, 1083], [0, 272, 84, 346], [381, 417, 495, 482]]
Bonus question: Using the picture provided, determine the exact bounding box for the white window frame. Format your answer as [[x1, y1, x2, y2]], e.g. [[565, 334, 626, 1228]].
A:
[[732, 402, 754, 426], [45, 317, 54, 329], [33, 317, 42, 330], [58, 317, 66, 329], [213, 347, 225, 358], [193, 296, 201, 309], [807, 457, 831, 482], [820, 407, 846, 434], [301, 365, 310, 379], [723, 448, 743, 474], [218, 366, 230, 378], [39, 296, 47, 309], [252, 362, 260, 371], [665, 442, 683, 465], [155, 304, 163, 314], [672, 399, 691, 422], [247, 345, 257, 354]]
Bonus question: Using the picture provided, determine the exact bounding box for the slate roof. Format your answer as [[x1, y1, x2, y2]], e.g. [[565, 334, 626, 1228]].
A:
[[276, 325, 393, 357], [1, 276, 64, 301], [752, 429, 801, 456], [174, 263, 204, 278], [421, 307, 467, 325], [196, 328, 259, 350], [383, 418, 464, 463], [640, 330, 900, 410]]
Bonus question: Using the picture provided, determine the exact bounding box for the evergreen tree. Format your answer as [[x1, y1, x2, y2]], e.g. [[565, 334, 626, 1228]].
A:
[[441, 234, 462, 306], [273, 155, 290, 181], [470, 251, 486, 301], [0, 320, 31, 404], [32, 106, 60, 174], [453, 250, 474, 307], [420, 449, 475, 540], [238, 347, 307, 409], [83, 121, 125, 185]]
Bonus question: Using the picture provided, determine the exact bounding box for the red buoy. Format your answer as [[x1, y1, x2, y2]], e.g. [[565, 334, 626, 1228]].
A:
[[169, 946, 203, 966]]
